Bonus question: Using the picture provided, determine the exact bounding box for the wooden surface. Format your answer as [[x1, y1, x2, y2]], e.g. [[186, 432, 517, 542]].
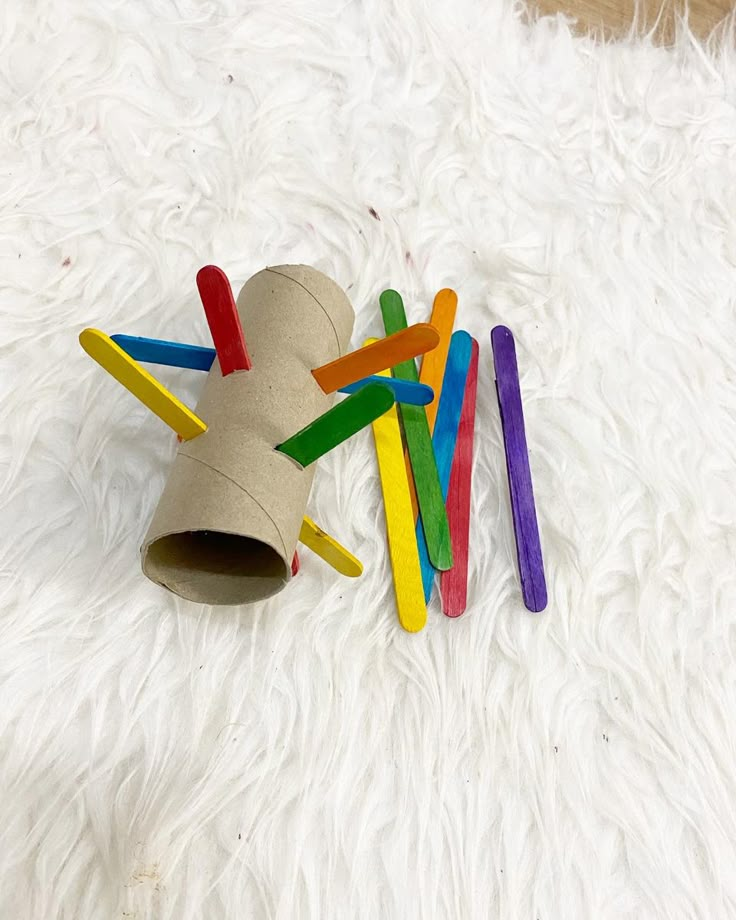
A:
[[532, 0, 733, 41]]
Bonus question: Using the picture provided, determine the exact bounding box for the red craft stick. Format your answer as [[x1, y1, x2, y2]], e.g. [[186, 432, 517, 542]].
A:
[[291, 552, 300, 576], [196, 265, 251, 376], [440, 338, 479, 617]]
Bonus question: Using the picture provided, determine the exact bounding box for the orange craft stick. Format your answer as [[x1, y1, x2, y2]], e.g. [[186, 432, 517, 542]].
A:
[[404, 289, 458, 518], [311, 323, 439, 394], [419, 289, 457, 430]]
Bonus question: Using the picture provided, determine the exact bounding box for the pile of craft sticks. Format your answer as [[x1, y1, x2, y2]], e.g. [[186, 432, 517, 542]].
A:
[[79, 267, 546, 630], [366, 289, 546, 632]]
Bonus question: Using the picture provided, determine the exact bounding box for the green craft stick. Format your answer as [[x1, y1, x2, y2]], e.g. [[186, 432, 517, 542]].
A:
[[276, 383, 395, 468], [379, 290, 453, 571]]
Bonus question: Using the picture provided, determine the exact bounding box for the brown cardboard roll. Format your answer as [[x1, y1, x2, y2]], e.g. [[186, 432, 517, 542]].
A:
[[141, 265, 355, 605]]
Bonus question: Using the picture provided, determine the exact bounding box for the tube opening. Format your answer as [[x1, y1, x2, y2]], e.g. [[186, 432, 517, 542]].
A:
[[145, 530, 288, 605]]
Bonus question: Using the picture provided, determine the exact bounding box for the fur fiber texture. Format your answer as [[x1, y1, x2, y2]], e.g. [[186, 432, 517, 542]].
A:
[[2, 1, 736, 917]]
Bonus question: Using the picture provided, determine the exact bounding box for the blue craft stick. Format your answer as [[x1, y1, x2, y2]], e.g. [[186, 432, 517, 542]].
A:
[[111, 335, 216, 372], [416, 331, 473, 601], [339, 376, 433, 406]]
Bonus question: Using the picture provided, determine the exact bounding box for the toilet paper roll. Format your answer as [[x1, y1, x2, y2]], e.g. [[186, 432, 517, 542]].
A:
[[141, 264, 355, 605]]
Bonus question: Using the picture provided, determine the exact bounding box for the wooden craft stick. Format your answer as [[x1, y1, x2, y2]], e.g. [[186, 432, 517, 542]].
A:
[[491, 326, 547, 613], [311, 323, 439, 394], [299, 516, 363, 577], [79, 329, 207, 441], [111, 335, 217, 371], [440, 338, 479, 617], [110, 337, 434, 407], [403, 288, 458, 521], [339, 376, 433, 406], [420, 289, 458, 431], [370, 361, 426, 633], [415, 332, 473, 601], [276, 383, 395, 468], [379, 290, 452, 571], [196, 265, 252, 376]]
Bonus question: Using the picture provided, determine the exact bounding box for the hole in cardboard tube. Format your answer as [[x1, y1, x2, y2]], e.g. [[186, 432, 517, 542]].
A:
[[146, 530, 288, 605]]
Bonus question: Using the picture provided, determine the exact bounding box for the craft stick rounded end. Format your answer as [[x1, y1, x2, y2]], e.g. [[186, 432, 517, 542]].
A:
[[196, 264, 229, 288], [491, 325, 514, 349], [343, 558, 364, 578], [524, 582, 548, 613], [434, 288, 458, 309], [79, 327, 109, 354], [416, 322, 441, 350], [399, 610, 427, 633]]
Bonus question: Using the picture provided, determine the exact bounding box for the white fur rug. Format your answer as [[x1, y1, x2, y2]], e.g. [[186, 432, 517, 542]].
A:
[[2, 1, 736, 917]]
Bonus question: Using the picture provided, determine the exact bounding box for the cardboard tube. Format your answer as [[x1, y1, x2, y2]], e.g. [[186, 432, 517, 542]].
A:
[[141, 265, 355, 605]]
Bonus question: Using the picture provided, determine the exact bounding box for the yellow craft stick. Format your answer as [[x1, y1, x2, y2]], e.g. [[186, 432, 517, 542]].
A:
[[299, 516, 363, 577], [404, 288, 458, 519], [79, 328, 207, 441], [369, 351, 426, 633]]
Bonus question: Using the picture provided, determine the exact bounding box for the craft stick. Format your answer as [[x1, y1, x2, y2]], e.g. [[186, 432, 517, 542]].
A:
[[339, 376, 434, 406], [420, 289, 458, 431], [311, 324, 439, 394], [299, 516, 363, 577], [276, 383, 395, 468], [79, 329, 207, 441], [370, 360, 426, 633], [111, 335, 217, 371], [404, 288, 459, 520], [379, 290, 452, 571], [491, 326, 547, 613], [110, 337, 435, 407], [440, 338, 479, 617], [415, 332, 473, 601], [196, 265, 251, 375], [291, 552, 300, 577]]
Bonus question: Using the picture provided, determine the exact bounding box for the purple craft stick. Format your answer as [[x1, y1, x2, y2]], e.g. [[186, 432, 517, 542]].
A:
[[491, 326, 547, 612]]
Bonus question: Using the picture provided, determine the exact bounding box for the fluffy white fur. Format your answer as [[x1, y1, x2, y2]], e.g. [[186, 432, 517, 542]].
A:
[[2, 1, 736, 916]]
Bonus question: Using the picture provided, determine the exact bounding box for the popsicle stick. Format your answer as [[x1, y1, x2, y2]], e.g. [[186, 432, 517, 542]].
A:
[[403, 288, 458, 521], [415, 332, 473, 601], [440, 338, 479, 617], [311, 323, 439, 394], [276, 383, 395, 468], [196, 265, 251, 376], [291, 552, 300, 577], [370, 362, 426, 633], [379, 290, 452, 571], [339, 376, 433, 406], [79, 329, 207, 441], [491, 326, 547, 613], [299, 516, 363, 577], [420, 289, 458, 432], [112, 335, 217, 371]]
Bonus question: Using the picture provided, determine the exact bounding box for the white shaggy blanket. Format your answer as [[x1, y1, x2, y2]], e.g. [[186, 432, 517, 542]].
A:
[[2, 1, 736, 917]]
